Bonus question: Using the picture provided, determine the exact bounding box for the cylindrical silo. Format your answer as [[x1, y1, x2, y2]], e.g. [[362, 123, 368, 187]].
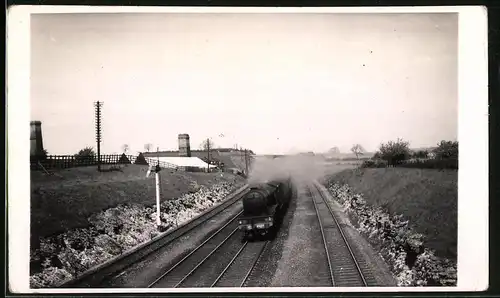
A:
[[30, 120, 44, 159], [178, 134, 191, 157]]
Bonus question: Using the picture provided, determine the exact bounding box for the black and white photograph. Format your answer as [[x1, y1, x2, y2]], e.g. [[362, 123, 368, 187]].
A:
[[7, 5, 488, 293]]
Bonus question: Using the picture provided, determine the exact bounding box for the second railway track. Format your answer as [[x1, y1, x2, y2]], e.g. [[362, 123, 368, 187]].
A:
[[308, 182, 377, 287], [148, 210, 269, 288]]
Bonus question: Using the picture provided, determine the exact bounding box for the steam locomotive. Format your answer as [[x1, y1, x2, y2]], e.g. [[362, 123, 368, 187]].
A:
[[238, 177, 293, 241]]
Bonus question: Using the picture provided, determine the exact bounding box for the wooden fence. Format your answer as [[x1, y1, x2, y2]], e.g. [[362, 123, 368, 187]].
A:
[[31, 154, 138, 171]]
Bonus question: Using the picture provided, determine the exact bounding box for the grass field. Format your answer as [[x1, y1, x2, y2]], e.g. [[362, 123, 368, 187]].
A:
[[328, 167, 457, 260], [30, 165, 245, 248]]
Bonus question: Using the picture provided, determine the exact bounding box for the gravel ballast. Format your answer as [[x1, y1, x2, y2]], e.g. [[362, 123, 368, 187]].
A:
[[270, 181, 332, 287]]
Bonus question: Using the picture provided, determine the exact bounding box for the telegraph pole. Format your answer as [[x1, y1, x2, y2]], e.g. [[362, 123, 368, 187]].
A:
[[94, 101, 103, 172]]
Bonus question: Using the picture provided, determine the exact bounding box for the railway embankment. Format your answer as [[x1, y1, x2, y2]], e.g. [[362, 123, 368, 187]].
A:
[[29, 165, 245, 288], [324, 167, 457, 286]]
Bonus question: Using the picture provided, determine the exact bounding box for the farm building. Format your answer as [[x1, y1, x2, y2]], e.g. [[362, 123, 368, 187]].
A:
[[146, 156, 218, 172], [141, 134, 253, 173]]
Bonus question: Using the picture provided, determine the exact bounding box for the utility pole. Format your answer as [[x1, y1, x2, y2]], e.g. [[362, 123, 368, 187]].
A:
[[94, 101, 103, 172], [206, 138, 210, 173]]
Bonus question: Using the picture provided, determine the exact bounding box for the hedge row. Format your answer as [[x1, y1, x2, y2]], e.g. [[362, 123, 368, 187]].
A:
[[326, 183, 457, 286], [361, 158, 458, 170]]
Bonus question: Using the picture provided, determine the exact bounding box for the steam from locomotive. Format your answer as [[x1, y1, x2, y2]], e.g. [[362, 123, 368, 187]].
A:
[[247, 154, 327, 185]]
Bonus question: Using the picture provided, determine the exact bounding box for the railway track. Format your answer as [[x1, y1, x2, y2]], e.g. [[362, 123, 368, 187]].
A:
[[308, 183, 375, 287], [212, 241, 268, 287], [59, 185, 249, 288], [148, 210, 269, 288]]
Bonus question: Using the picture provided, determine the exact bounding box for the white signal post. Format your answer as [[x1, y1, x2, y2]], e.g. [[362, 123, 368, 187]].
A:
[[155, 147, 162, 227], [155, 163, 162, 227]]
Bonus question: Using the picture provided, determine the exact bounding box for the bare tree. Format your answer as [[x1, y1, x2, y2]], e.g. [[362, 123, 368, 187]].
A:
[[200, 138, 216, 151], [200, 138, 215, 172], [351, 144, 365, 159], [144, 143, 153, 152], [122, 144, 130, 154]]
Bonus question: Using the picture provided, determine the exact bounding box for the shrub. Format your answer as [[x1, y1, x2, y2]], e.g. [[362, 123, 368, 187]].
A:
[[361, 159, 388, 168], [74, 147, 96, 163], [433, 140, 458, 160], [397, 159, 458, 170], [118, 153, 131, 164], [30, 267, 73, 288], [135, 152, 149, 165], [377, 138, 411, 166]]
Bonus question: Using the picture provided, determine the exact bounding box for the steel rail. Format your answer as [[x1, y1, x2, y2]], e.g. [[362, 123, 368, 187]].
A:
[[313, 183, 368, 287], [308, 186, 336, 286], [210, 241, 248, 287], [147, 210, 243, 287], [172, 227, 240, 288], [239, 241, 268, 287]]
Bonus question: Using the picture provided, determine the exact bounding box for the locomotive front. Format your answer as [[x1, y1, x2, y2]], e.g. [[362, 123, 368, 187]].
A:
[[238, 183, 278, 240]]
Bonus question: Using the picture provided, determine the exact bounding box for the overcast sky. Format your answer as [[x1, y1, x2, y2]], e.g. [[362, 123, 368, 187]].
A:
[[31, 13, 458, 155]]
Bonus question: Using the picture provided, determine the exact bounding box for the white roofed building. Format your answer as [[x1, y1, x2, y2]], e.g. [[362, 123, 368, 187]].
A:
[[146, 156, 218, 172]]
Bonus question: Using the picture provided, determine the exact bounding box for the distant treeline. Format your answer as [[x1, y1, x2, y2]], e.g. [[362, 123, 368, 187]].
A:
[[360, 139, 458, 170]]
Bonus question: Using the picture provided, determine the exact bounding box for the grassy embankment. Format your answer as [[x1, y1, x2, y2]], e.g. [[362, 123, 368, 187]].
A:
[[30, 164, 246, 287], [31, 165, 245, 247], [328, 167, 457, 260]]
